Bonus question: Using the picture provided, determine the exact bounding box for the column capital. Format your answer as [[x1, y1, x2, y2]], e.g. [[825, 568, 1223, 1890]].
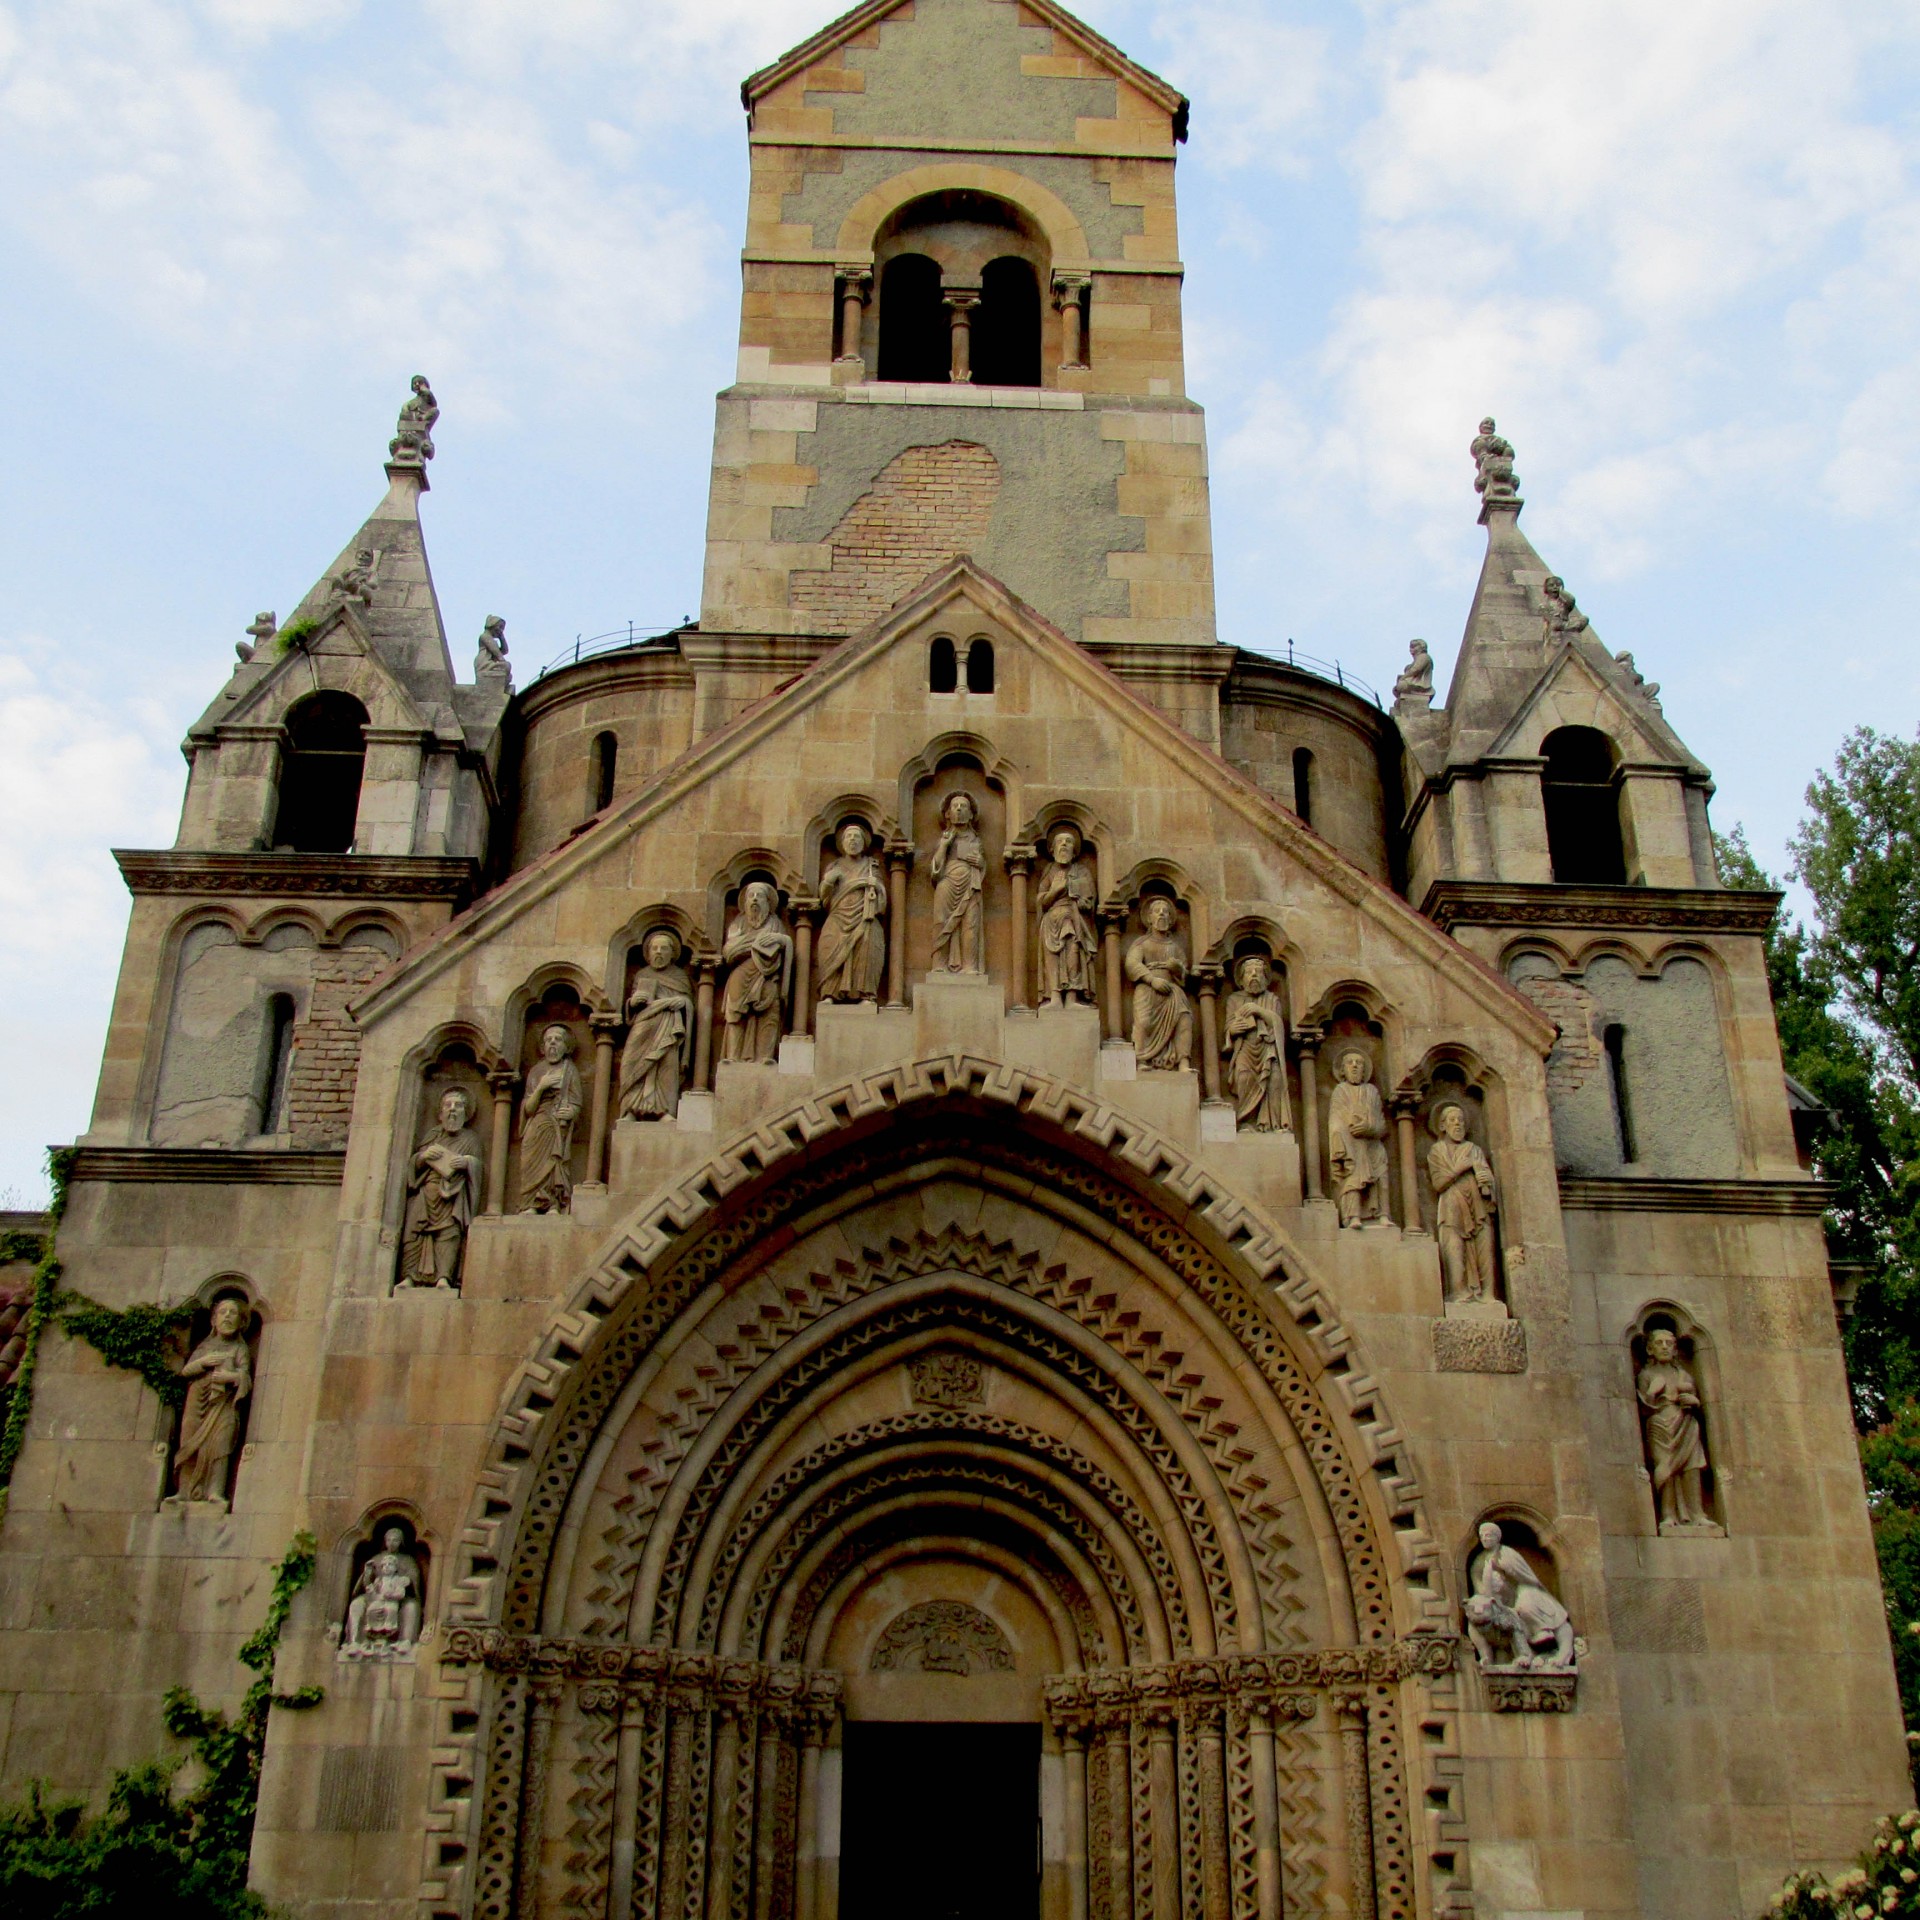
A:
[[1003, 841, 1036, 876], [1050, 268, 1093, 305], [884, 836, 915, 872], [942, 285, 982, 314], [834, 263, 873, 296], [1291, 1022, 1325, 1049], [487, 1066, 521, 1094]]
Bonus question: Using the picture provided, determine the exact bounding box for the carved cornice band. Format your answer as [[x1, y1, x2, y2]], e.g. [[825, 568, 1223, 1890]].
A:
[[66, 1147, 347, 1186], [114, 848, 478, 902], [1420, 879, 1781, 938], [1558, 1174, 1829, 1217], [1041, 1640, 1457, 1732]]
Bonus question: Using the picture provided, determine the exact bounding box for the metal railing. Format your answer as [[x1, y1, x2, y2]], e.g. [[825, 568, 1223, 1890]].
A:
[[1237, 638, 1382, 708]]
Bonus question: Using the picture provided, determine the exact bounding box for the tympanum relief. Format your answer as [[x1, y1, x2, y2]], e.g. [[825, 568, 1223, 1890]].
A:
[[402, 1087, 485, 1287], [169, 1295, 252, 1506], [816, 822, 887, 1003], [1035, 824, 1097, 1007], [518, 1024, 582, 1214], [621, 931, 694, 1120], [1223, 953, 1290, 1132], [1428, 1103, 1498, 1303], [1126, 897, 1193, 1070], [1329, 1047, 1389, 1227], [720, 881, 792, 1064], [928, 792, 986, 975], [869, 1600, 1014, 1676]]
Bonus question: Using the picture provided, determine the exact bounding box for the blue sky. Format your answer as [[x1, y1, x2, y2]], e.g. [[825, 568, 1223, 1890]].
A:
[[2, 0, 1918, 1202]]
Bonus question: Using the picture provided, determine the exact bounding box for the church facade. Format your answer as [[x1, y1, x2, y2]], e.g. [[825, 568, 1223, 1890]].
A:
[[0, 4, 1908, 1917]]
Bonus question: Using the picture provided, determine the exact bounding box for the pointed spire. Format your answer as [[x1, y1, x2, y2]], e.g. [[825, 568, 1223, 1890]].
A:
[[1470, 416, 1522, 523]]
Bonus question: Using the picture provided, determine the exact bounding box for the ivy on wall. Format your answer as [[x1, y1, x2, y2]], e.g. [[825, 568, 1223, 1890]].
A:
[[56, 1296, 199, 1407], [0, 1529, 323, 1917], [0, 1147, 75, 1505]]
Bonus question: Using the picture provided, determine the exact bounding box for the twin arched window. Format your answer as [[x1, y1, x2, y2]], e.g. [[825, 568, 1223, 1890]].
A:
[[930, 637, 994, 694], [273, 692, 368, 853]]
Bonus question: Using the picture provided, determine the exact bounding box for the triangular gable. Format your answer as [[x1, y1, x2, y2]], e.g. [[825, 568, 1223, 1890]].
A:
[[355, 557, 1552, 1053], [204, 601, 436, 739], [1484, 630, 1702, 772], [743, 0, 1188, 132]]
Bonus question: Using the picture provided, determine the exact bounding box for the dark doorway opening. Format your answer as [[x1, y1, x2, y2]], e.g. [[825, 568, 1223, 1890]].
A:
[[840, 1721, 1039, 1920]]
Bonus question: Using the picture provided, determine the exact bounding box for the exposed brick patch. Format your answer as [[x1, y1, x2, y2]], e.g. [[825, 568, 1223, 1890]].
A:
[[792, 439, 1000, 628], [1512, 974, 1601, 1096], [287, 948, 393, 1148]]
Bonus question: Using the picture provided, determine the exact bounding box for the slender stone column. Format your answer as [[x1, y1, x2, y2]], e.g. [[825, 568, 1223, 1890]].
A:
[[1294, 1028, 1324, 1200], [796, 1736, 823, 1920], [485, 1069, 518, 1214], [1052, 270, 1091, 369], [1006, 845, 1034, 1010], [835, 266, 871, 367], [885, 839, 912, 1009], [1248, 1712, 1283, 1920], [515, 1679, 564, 1920], [1334, 1693, 1376, 1920], [1063, 1730, 1089, 1920], [945, 287, 981, 383], [752, 1724, 785, 1920], [693, 959, 717, 1093], [1149, 1719, 1180, 1920], [586, 1014, 619, 1183], [1103, 1726, 1133, 1920], [1393, 1098, 1423, 1231], [1196, 967, 1224, 1103], [790, 896, 817, 1038], [1101, 910, 1127, 1043]]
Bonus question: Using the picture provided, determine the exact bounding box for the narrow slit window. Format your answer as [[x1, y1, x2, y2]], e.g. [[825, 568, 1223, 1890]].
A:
[[589, 731, 618, 814], [1604, 1022, 1637, 1163], [259, 994, 296, 1135], [965, 638, 995, 693], [1292, 747, 1315, 827], [929, 636, 958, 693]]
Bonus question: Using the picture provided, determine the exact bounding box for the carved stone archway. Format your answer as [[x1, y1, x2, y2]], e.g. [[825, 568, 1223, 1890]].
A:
[[427, 1059, 1460, 1920]]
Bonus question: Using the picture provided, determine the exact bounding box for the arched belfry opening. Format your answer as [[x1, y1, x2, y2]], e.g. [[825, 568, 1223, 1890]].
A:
[[1540, 725, 1626, 884], [874, 190, 1048, 387], [446, 1084, 1437, 1920], [272, 690, 367, 852]]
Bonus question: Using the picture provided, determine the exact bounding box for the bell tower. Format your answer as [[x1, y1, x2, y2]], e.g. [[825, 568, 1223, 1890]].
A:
[[700, 0, 1213, 648]]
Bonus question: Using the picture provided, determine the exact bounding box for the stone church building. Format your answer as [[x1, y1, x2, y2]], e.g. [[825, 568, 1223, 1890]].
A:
[[0, 3, 1907, 1916]]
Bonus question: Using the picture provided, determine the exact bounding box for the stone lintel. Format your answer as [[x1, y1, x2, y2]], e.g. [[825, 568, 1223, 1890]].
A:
[[1420, 879, 1782, 938], [1557, 1174, 1830, 1217], [66, 1147, 347, 1186], [114, 849, 478, 902]]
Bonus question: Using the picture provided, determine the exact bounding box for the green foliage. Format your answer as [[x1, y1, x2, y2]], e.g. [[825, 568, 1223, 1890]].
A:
[[0, 1231, 45, 1266], [56, 1295, 198, 1407], [273, 618, 318, 655], [0, 1531, 321, 1917], [1762, 1809, 1920, 1915], [0, 1148, 76, 1497]]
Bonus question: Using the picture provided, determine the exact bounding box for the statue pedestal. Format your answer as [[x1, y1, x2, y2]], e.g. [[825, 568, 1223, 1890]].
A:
[[778, 1035, 816, 1075], [816, 999, 915, 1080], [1199, 1099, 1238, 1142], [1097, 1041, 1137, 1080], [1005, 1000, 1100, 1085], [1444, 1296, 1508, 1321], [914, 970, 1003, 1058]]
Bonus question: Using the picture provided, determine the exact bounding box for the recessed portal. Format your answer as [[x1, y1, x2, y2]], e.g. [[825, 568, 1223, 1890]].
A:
[[839, 1721, 1040, 1920]]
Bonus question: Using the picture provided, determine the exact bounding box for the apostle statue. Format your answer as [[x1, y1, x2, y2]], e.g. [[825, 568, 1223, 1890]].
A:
[[343, 1524, 424, 1660], [401, 1087, 485, 1286], [517, 1023, 582, 1214], [1126, 898, 1193, 1071], [170, 1295, 252, 1504], [1428, 1102, 1498, 1300], [1392, 638, 1433, 708], [1223, 954, 1290, 1132], [1327, 1047, 1388, 1228], [1637, 1327, 1713, 1532], [816, 821, 887, 1003], [720, 881, 793, 1064], [929, 792, 986, 974], [1465, 1522, 1575, 1672], [620, 930, 695, 1120], [1037, 825, 1097, 1006]]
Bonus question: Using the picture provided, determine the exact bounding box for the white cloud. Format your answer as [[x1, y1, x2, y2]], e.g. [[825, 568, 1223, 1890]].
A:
[[1155, 3, 1332, 172]]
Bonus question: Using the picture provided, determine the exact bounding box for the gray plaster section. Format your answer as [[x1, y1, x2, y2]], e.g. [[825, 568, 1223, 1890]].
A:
[[809, 0, 1117, 145], [1511, 951, 1739, 1178], [771, 399, 1143, 639], [783, 147, 1143, 259]]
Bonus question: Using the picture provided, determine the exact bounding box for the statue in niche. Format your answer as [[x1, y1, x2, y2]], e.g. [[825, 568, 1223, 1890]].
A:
[[401, 1087, 485, 1286], [1428, 1103, 1499, 1301], [517, 1024, 583, 1214], [170, 1296, 252, 1504], [1036, 825, 1097, 1007], [1223, 954, 1291, 1133], [929, 792, 986, 974], [720, 881, 793, 1064], [342, 1524, 424, 1660], [1465, 1522, 1575, 1672], [815, 821, 887, 1003], [1126, 898, 1194, 1070], [1637, 1326, 1714, 1532], [1328, 1047, 1389, 1227], [620, 931, 695, 1120], [475, 614, 511, 691], [1392, 638, 1433, 708], [389, 373, 439, 464]]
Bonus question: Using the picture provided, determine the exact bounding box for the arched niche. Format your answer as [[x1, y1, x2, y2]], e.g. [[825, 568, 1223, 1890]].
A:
[[1626, 1302, 1724, 1536], [1396, 1046, 1516, 1258], [901, 741, 1014, 995], [162, 1275, 263, 1510], [387, 1028, 497, 1289], [1541, 725, 1626, 885], [337, 1506, 433, 1664], [507, 975, 596, 1216], [801, 797, 897, 893]]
